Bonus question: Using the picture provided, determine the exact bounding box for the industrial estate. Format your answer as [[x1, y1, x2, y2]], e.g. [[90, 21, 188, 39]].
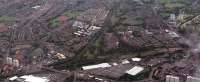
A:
[[0, 0, 200, 82]]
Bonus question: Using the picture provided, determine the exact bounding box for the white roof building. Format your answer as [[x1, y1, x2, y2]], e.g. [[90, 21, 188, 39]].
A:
[[126, 66, 144, 76], [82, 63, 111, 70], [131, 58, 142, 62], [74, 32, 81, 36], [187, 76, 200, 82], [9, 76, 18, 81], [9, 75, 49, 82], [89, 26, 102, 30], [170, 14, 176, 21], [122, 59, 130, 64], [112, 63, 118, 66], [73, 21, 89, 28], [166, 75, 179, 82], [32, 6, 41, 9], [6, 57, 12, 65], [165, 29, 180, 38], [95, 78, 103, 81], [20, 75, 49, 82], [13, 59, 19, 67]]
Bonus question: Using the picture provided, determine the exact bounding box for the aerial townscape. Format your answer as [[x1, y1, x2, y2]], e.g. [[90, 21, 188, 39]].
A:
[[0, 0, 200, 82]]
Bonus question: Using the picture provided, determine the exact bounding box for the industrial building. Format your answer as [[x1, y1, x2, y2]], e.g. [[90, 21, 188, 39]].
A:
[[82, 63, 111, 70], [126, 66, 144, 76], [9, 75, 49, 82], [166, 75, 179, 82], [187, 76, 200, 82]]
